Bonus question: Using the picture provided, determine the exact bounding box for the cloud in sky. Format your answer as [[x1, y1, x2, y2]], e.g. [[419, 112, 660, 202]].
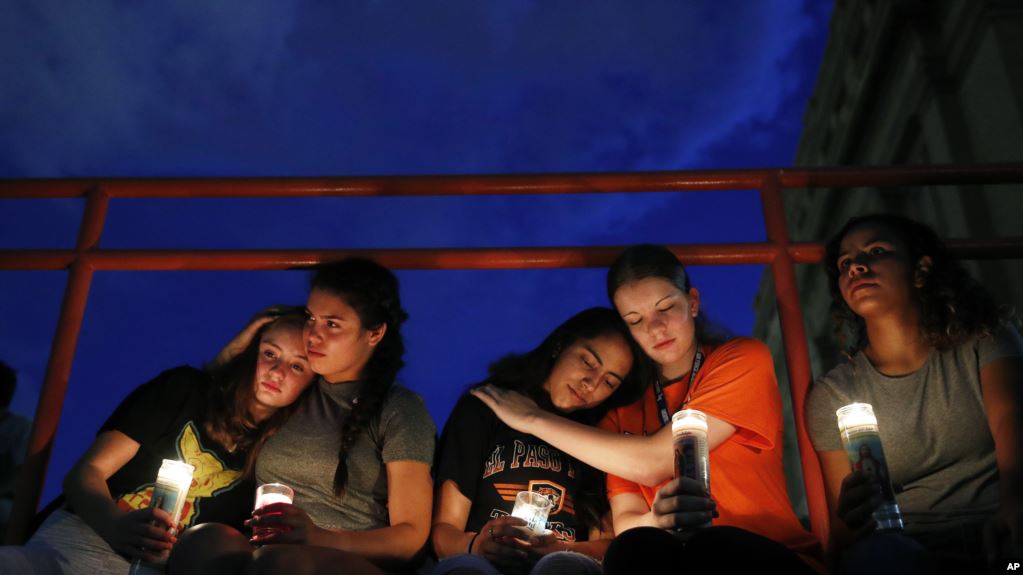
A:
[[2, 0, 828, 255], [1, 0, 822, 177]]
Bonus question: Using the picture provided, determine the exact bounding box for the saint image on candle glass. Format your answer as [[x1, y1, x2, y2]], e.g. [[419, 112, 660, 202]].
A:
[[846, 434, 894, 499]]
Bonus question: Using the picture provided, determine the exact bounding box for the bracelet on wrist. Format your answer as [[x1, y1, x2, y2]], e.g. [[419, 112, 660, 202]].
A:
[[467, 532, 480, 554]]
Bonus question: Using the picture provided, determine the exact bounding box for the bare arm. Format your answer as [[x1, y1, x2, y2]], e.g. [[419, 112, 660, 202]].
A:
[[471, 385, 735, 486], [431, 478, 532, 572], [64, 430, 177, 561], [433, 477, 608, 564], [431, 479, 476, 559], [609, 492, 659, 534], [981, 357, 1023, 559]]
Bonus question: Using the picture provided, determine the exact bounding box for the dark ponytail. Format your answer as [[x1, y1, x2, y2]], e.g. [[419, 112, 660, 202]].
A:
[[310, 258, 408, 496]]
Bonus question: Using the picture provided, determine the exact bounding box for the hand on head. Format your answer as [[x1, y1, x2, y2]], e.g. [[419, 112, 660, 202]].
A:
[[214, 305, 302, 368]]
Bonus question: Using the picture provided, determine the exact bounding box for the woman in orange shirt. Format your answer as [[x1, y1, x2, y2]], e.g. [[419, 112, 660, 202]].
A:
[[473, 244, 820, 573]]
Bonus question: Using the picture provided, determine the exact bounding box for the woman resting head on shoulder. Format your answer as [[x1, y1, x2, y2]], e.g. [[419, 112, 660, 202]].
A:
[[475, 245, 821, 574], [807, 214, 1023, 571], [207, 308, 316, 473], [433, 307, 649, 575], [172, 258, 436, 575], [0, 309, 315, 574]]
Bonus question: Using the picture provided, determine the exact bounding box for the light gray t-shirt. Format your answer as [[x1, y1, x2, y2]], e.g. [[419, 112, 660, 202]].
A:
[[807, 326, 1023, 534], [256, 379, 436, 531]]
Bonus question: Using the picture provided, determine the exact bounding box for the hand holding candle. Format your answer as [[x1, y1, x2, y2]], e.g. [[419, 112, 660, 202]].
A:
[[671, 409, 711, 530], [510, 491, 553, 535], [836, 403, 903, 532], [129, 459, 194, 570], [251, 483, 295, 539]]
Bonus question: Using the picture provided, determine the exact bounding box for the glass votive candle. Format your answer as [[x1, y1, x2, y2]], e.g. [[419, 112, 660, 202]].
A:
[[253, 482, 295, 538], [510, 491, 552, 535]]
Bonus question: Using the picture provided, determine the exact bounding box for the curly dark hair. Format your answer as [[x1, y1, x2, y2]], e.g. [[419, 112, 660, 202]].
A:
[[824, 214, 1009, 353], [310, 258, 409, 497], [607, 244, 731, 349], [204, 309, 310, 478], [477, 307, 653, 531]]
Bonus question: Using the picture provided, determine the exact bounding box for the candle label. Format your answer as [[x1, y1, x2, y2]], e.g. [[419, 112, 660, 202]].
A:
[[673, 431, 709, 490], [151, 480, 187, 533], [842, 430, 896, 499]]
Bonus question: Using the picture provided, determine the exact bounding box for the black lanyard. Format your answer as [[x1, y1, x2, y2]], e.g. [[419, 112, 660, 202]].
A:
[[653, 344, 704, 427]]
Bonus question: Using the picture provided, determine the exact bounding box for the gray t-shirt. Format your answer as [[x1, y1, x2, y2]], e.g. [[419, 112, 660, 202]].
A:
[[807, 326, 1023, 534], [256, 379, 436, 531]]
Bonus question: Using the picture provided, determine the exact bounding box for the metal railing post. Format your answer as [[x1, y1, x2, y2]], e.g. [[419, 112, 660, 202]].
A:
[[5, 187, 108, 544], [759, 173, 830, 547]]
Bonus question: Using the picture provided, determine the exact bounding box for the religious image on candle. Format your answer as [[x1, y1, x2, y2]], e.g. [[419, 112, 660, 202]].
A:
[[836, 403, 903, 531]]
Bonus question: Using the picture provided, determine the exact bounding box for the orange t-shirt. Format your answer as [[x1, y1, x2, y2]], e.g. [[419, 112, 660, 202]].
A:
[[600, 337, 821, 563]]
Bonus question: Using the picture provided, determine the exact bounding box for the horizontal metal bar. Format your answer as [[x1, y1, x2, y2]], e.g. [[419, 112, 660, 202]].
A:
[[0, 244, 781, 271], [778, 163, 1023, 189], [786, 237, 1023, 264], [6, 238, 1022, 272], [3, 163, 1022, 199]]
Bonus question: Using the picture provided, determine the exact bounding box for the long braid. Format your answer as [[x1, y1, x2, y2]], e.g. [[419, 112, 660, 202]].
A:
[[310, 258, 408, 497], [332, 326, 404, 494]]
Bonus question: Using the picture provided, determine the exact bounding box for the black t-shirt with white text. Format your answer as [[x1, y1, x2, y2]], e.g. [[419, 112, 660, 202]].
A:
[[436, 394, 588, 541]]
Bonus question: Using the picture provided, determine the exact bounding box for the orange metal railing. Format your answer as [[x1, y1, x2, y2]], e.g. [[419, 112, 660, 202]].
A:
[[3, 164, 1023, 548]]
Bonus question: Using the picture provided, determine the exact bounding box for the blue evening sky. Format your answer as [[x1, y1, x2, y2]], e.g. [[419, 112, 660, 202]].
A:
[[1, 1, 832, 503]]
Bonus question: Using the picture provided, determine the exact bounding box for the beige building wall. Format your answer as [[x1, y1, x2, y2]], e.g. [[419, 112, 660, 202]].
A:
[[753, 0, 1023, 520]]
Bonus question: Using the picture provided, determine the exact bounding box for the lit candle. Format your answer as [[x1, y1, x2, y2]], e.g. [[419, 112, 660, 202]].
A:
[[253, 482, 295, 539], [131, 459, 195, 570], [671, 409, 710, 529], [151, 459, 195, 536], [835, 403, 903, 531], [255, 483, 294, 509], [510, 491, 552, 535]]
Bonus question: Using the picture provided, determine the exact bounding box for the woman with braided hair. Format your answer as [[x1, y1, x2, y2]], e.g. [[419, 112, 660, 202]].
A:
[[171, 258, 436, 575]]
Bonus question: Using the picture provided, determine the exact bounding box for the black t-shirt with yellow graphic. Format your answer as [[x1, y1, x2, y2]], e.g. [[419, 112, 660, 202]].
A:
[[436, 394, 588, 542], [98, 366, 254, 531]]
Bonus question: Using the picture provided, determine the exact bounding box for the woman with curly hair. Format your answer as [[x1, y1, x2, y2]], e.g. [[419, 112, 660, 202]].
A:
[[171, 258, 436, 575], [806, 214, 1023, 573]]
